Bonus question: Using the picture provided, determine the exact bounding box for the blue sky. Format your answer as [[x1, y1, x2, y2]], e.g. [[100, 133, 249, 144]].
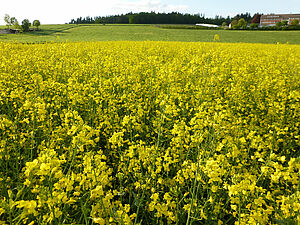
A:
[[1, 0, 300, 24]]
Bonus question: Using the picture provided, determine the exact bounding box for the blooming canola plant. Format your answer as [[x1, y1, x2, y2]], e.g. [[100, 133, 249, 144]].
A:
[[0, 41, 299, 224]]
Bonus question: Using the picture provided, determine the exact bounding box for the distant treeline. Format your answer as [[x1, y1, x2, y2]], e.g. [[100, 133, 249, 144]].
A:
[[69, 12, 252, 25]]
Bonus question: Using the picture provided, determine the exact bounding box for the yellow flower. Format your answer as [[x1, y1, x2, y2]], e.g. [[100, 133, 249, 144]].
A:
[[231, 205, 237, 211], [211, 185, 218, 193], [183, 204, 191, 211], [93, 217, 106, 225], [1, 40, 299, 225], [0, 208, 5, 216], [16, 200, 37, 215], [91, 186, 104, 199]]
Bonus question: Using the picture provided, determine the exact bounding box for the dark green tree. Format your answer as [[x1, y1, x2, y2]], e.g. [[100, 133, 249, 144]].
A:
[[10, 17, 17, 26], [129, 15, 139, 24], [33, 20, 41, 30], [70, 12, 241, 26], [230, 19, 238, 29], [276, 21, 283, 28], [238, 18, 247, 29], [94, 17, 101, 24], [21, 19, 31, 32], [282, 20, 288, 26]]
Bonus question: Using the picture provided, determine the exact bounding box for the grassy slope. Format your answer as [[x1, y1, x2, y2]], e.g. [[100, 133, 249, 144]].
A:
[[0, 24, 300, 44]]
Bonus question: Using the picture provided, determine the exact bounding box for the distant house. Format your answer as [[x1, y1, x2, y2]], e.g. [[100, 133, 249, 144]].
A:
[[260, 14, 300, 26], [196, 23, 219, 28]]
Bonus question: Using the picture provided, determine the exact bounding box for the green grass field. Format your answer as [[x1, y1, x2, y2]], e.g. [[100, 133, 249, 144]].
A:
[[0, 24, 300, 44]]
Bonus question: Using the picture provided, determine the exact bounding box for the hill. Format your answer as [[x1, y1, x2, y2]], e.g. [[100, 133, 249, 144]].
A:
[[0, 24, 300, 44]]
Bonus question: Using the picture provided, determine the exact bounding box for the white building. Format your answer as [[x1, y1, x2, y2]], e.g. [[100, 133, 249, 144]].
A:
[[196, 23, 219, 28]]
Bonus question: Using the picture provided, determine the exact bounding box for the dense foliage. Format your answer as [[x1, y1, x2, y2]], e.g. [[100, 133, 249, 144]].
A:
[[69, 12, 240, 25], [0, 41, 299, 224], [264, 24, 300, 30]]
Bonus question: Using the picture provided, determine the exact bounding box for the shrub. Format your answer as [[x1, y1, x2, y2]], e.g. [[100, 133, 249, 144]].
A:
[[291, 19, 299, 26], [250, 23, 259, 29]]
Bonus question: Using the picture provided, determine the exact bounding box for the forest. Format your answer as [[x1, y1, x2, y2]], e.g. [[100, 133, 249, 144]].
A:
[[69, 12, 253, 25]]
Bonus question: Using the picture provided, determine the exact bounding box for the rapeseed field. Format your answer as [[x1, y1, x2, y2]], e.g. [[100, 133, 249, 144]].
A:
[[0, 41, 299, 224]]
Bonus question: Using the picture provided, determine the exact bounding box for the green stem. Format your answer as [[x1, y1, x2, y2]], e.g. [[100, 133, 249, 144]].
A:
[[134, 189, 145, 225]]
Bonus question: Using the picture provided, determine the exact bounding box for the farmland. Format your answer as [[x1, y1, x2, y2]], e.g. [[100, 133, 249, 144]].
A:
[[0, 24, 300, 44], [0, 41, 299, 224]]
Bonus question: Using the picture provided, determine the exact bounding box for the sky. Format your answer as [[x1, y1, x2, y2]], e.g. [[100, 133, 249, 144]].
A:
[[1, 0, 300, 25]]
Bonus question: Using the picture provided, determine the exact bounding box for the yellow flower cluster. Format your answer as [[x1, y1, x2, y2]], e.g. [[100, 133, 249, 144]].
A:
[[0, 41, 299, 224]]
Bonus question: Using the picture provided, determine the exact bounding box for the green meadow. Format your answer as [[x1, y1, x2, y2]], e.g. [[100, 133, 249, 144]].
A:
[[0, 24, 300, 44]]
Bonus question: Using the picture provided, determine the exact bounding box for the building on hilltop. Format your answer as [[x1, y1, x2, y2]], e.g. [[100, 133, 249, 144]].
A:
[[260, 14, 300, 26]]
